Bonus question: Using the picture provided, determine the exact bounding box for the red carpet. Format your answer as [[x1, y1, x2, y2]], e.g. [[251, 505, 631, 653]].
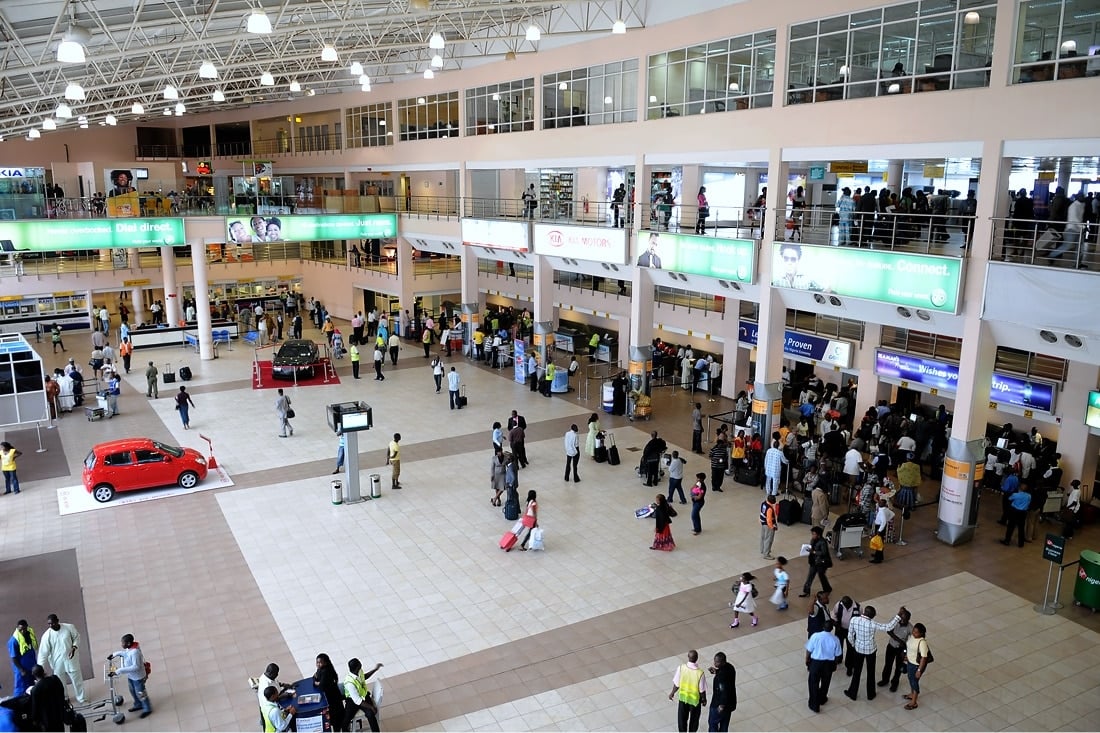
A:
[[252, 360, 341, 389]]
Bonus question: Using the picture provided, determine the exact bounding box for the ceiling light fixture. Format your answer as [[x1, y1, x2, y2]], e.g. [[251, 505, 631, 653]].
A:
[[64, 82, 85, 101], [350, 61, 364, 76], [289, 79, 301, 92], [260, 71, 275, 86], [247, 8, 272, 34], [163, 84, 179, 99], [105, 114, 117, 126], [361, 83, 372, 92], [42, 118, 57, 131], [28, 128, 41, 139], [728, 82, 739, 92], [423, 68, 435, 79], [431, 54, 443, 68], [417, 96, 427, 104], [212, 89, 226, 102], [175, 102, 186, 114], [163, 108, 173, 116], [131, 102, 144, 114], [359, 74, 370, 85], [55, 103, 73, 119], [603, 95, 613, 104], [525, 25, 541, 42], [429, 32, 445, 49], [199, 61, 218, 79], [78, 121, 88, 128], [504, 50, 517, 61], [964, 11, 981, 25], [612, 20, 627, 34], [558, 81, 567, 90], [56, 18, 91, 64], [321, 44, 338, 62], [410, 0, 431, 10]]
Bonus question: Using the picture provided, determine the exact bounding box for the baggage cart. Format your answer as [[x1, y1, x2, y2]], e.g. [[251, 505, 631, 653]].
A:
[[830, 512, 866, 559]]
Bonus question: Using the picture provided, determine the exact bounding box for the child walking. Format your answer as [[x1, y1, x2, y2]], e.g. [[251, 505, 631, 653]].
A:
[[770, 556, 789, 610], [729, 572, 759, 629]]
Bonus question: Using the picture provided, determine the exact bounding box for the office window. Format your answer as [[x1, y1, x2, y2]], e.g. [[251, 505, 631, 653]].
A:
[[396, 91, 460, 141], [345, 103, 393, 148], [786, 0, 996, 105], [1013, 0, 1100, 83], [465, 78, 535, 135], [542, 60, 638, 128], [647, 30, 776, 119]]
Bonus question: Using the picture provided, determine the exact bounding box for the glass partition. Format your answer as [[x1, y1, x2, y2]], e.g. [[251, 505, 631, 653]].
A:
[[1013, 0, 1100, 83], [465, 78, 535, 135], [542, 60, 638, 128], [346, 102, 393, 148], [397, 91, 460, 141]]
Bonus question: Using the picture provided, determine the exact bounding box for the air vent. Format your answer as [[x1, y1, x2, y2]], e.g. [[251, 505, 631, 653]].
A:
[[730, 281, 741, 291], [667, 272, 679, 282], [600, 262, 610, 270], [897, 306, 912, 318], [915, 310, 931, 321], [813, 293, 827, 304], [609, 264, 619, 272], [677, 273, 688, 282], [718, 280, 730, 289], [1039, 330, 1058, 343], [828, 296, 842, 307], [1064, 334, 1083, 348]]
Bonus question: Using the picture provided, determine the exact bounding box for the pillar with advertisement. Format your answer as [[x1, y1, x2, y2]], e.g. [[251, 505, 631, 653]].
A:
[[750, 382, 784, 443], [937, 438, 985, 545], [533, 321, 552, 370], [629, 345, 653, 419], [460, 303, 479, 358]]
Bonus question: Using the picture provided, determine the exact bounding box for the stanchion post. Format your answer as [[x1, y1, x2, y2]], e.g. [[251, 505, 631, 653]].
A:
[[35, 421, 47, 453]]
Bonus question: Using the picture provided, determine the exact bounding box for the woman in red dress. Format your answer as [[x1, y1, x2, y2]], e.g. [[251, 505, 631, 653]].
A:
[[651, 494, 676, 551]]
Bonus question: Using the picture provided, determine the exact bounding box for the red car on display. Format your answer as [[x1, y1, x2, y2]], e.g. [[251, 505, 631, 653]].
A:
[[82, 438, 209, 502]]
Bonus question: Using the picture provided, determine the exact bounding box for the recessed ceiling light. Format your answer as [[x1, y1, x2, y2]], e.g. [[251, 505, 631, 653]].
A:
[[78, 122, 88, 128], [649, 95, 657, 103], [198, 61, 218, 79], [131, 102, 144, 114], [163, 85, 179, 100], [27, 128, 41, 139], [431, 54, 443, 68], [260, 71, 275, 86], [321, 44, 338, 62], [423, 69, 434, 79], [611, 20, 626, 34], [247, 9, 272, 34], [350, 61, 363, 76], [42, 118, 57, 131], [728, 82, 740, 92], [307, 89, 316, 96], [212, 89, 225, 102]]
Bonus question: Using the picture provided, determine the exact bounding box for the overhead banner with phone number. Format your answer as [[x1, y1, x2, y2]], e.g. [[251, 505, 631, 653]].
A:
[[224, 213, 397, 243], [0, 218, 185, 252], [771, 242, 964, 313]]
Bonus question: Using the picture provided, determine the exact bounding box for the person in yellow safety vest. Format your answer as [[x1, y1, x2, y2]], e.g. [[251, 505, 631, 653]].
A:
[[589, 332, 600, 362], [260, 686, 295, 732], [543, 361, 556, 397], [341, 658, 383, 732], [349, 343, 361, 380], [668, 649, 708, 733]]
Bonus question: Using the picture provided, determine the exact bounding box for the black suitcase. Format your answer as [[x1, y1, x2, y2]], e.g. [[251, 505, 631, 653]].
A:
[[457, 385, 468, 407], [734, 465, 761, 486], [778, 495, 801, 526], [607, 432, 621, 466], [178, 365, 193, 381], [594, 445, 608, 463], [162, 362, 176, 384], [801, 496, 815, 524], [503, 485, 520, 521]]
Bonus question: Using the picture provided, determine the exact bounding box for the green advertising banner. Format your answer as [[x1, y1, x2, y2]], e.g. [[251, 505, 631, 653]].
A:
[[771, 242, 963, 312], [224, 213, 397, 243], [0, 218, 185, 252], [635, 231, 755, 283]]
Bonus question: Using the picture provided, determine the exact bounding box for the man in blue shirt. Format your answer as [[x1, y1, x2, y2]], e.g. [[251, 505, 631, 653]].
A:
[[805, 619, 843, 713], [1001, 480, 1031, 547], [997, 467, 1020, 525]]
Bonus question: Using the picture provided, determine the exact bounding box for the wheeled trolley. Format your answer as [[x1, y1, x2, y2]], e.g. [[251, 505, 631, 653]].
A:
[[830, 512, 866, 559], [85, 405, 107, 421], [72, 659, 127, 725]]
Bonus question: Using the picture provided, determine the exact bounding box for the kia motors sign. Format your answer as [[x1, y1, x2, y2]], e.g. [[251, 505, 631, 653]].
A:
[[533, 223, 628, 264]]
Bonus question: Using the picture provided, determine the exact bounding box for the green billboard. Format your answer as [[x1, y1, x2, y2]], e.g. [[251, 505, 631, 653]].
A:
[[636, 231, 756, 283], [225, 213, 398, 243], [771, 242, 963, 312], [0, 218, 185, 252]]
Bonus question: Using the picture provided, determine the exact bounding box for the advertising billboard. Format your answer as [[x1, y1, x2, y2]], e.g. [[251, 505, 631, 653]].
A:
[[0, 218, 185, 252], [532, 223, 627, 264], [635, 231, 755, 283], [224, 213, 397, 243], [771, 242, 964, 313], [738, 320, 852, 369], [460, 218, 529, 251]]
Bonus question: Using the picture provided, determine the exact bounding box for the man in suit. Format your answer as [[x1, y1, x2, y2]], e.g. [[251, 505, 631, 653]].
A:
[[637, 232, 663, 268]]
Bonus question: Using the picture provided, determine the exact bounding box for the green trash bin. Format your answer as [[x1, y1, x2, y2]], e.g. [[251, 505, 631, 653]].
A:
[[1073, 550, 1100, 610]]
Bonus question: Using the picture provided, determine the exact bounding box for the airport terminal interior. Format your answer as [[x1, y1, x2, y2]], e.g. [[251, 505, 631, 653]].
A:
[[1, 0, 1100, 731]]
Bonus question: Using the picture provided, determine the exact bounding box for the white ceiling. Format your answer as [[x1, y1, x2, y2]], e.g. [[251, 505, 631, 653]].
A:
[[0, 0, 732, 140]]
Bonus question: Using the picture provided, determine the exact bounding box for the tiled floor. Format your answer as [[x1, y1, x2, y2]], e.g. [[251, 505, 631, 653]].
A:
[[3, 320, 1099, 732]]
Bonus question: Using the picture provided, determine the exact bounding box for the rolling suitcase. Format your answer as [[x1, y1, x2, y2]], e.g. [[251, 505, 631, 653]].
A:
[[801, 496, 815, 524], [178, 365, 193, 381], [500, 520, 527, 551], [777, 492, 802, 526], [456, 384, 468, 408], [607, 432, 621, 466], [503, 485, 520, 521], [162, 362, 176, 383], [734, 465, 761, 486]]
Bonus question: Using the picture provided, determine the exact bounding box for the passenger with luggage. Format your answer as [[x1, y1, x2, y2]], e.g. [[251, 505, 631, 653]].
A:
[[642, 431, 668, 487], [585, 413, 601, 459], [518, 490, 539, 551]]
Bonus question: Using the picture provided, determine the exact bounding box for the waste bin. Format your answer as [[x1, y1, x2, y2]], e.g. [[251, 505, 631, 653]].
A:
[[369, 473, 382, 499], [331, 479, 343, 505], [1073, 549, 1100, 610]]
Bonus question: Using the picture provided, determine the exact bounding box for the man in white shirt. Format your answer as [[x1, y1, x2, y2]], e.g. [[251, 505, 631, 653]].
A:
[[563, 424, 580, 483], [708, 358, 722, 396], [37, 614, 84, 703], [870, 500, 895, 564], [447, 367, 461, 409], [367, 308, 378, 338], [845, 606, 905, 702], [255, 663, 292, 706], [110, 634, 151, 718]]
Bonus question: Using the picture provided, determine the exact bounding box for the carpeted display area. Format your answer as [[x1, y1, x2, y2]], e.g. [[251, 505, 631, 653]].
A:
[[251, 360, 341, 389], [0, 426, 71, 482], [0, 549, 95, 692]]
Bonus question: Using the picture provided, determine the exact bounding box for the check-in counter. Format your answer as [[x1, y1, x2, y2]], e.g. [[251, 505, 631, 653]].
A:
[[128, 320, 240, 350]]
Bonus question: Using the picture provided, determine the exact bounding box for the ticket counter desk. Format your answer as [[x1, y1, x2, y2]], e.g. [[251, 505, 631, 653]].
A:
[[127, 321, 240, 349]]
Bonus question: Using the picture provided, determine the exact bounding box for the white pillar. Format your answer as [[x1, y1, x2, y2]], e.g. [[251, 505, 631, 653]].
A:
[[396, 236, 417, 322], [127, 247, 140, 269], [161, 246, 181, 326], [628, 268, 654, 348], [853, 323, 882, 422], [130, 287, 145, 326], [190, 242, 214, 360], [532, 254, 554, 324]]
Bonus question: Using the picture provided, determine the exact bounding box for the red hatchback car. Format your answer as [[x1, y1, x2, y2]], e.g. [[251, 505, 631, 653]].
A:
[[83, 438, 209, 503]]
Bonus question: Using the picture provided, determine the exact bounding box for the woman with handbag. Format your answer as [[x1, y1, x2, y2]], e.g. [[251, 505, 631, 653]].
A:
[[690, 472, 707, 535], [650, 494, 676, 551], [518, 490, 538, 550], [695, 186, 709, 234]]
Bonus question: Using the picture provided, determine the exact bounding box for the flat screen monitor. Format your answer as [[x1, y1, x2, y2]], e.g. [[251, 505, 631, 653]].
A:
[[996, 437, 1008, 450], [909, 413, 919, 423], [1086, 390, 1100, 429]]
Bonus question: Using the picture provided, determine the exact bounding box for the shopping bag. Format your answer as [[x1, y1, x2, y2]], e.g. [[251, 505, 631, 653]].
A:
[[529, 527, 545, 551]]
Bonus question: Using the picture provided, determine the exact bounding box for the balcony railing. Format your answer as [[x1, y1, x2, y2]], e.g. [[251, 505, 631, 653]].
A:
[[771, 208, 973, 255], [638, 203, 764, 238], [989, 217, 1098, 271]]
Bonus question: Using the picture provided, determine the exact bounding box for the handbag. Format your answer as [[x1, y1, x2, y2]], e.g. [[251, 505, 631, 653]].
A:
[[286, 408, 296, 419], [698, 205, 709, 217], [529, 527, 545, 551]]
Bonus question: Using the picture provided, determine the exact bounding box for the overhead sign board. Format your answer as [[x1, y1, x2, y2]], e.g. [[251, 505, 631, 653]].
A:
[[739, 320, 852, 369], [829, 161, 869, 174], [460, 218, 529, 251], [532, 223, 627, 264], [0, 218, 185, 252], [771, 242, 964, 313], [875, 350, 1056, 413], [224, 213, 397, 243], [635, 231, 755, 283]]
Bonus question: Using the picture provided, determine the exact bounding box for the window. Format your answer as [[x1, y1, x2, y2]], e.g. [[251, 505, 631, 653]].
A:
[[104, 451, 133, 467], [296, 123, 340, 152], [542, 60, 638, 128], [135, 449, 165, 464], [647, 31, 776, 119], [1013, 0, 1100, 83], [345, 102, 393, 148], [396, 92, 460, 141], [786, 0, 996, 105], [465, 78, 535, 135]]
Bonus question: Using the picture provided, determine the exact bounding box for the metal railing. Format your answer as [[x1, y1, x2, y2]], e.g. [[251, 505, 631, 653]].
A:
[[772, 207, 973, 255], [552, 269, 631, 297], [638, 203, 765, 239], [653, 286, 727, 314], [989, 217, 1098, 271], [994, 346, 1068, 384], [477, 259, 534, 280], [786, 309, 864, 342]]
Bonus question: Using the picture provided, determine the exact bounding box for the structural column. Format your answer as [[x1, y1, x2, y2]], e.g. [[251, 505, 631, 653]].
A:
[[190, 242, 214, 360], [852, 322, 882, 421], [160, 246, 181, 326], [717, 299, 744, 400], [395, 235, 417, 323], [751, 149, 789, 441], [130, 288, 145, 326], [532, 254, 555, 325]]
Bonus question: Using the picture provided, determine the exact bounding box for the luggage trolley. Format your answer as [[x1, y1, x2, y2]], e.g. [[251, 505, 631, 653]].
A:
[[73, 658, 127, 725], [830, 512, 866, 559]]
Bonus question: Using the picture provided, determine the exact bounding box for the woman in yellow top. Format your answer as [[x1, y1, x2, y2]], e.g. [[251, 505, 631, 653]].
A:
[[1, 441, 22, 494], [731, 430, 746, 465], [321, 317, 335, 345], [903, 622, 931, 710]]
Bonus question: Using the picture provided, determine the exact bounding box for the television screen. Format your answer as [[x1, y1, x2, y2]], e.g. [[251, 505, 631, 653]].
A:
[[1086, 390, 1100, 429]]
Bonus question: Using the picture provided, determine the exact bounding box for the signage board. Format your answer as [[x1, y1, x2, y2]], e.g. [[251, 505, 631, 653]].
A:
[[830, 161, 869, 174], [514, 339, 527, 384], [635, 231, 754, 283], [224, 213, 397, 244], [460, 218, 529, 251], [738, 320, 852, 369], [1085, 391, 1100, 428], [1042, 533, 1066, 564], [0, 218, 185, 252], [532, 223, 627, 264], [809, 166, 826, 181], [875, 350, 1056, 413], [771, 242, 963, 313]]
